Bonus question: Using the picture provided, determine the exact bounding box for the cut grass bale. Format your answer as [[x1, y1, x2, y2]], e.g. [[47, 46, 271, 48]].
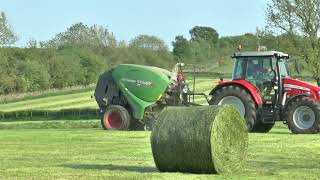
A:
[[151, 105, 248, 174]]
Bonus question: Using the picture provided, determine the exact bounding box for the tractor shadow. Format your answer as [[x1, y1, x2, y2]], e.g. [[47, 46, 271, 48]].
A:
[[63, 164, 158, 173]]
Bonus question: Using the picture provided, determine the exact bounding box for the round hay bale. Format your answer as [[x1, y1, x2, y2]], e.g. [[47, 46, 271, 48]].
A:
[[151, 105, 248, 174]]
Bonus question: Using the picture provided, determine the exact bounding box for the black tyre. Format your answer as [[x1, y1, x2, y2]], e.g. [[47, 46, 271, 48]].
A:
[[101, 105, 131, 130], [251, 122, 274, 133], [285, 97, 320, 134], [209, 85, 257, 131]]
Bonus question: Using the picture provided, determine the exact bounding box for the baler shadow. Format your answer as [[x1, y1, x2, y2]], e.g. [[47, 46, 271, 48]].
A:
[[63, 164, 158, 173]]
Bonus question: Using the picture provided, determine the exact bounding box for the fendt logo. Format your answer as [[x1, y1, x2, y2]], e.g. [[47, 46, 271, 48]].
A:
[[121, 78, 153, 86]]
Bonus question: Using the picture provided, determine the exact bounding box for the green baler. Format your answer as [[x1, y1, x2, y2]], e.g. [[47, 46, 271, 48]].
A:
[[95, 63, 194, 130], [112, 64, 171, 120]]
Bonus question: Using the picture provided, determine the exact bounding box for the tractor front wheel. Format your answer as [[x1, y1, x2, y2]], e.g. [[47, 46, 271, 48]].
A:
[[101, 105, 131, 130], [285, 97, 320, 134], [209, 85, 257, 131]]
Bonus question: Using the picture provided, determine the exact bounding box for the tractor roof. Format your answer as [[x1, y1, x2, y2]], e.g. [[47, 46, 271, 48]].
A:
[[233, 51, 289, 58]]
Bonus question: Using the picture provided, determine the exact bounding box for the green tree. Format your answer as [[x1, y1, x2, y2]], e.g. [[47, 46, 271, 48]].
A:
[[189, 26, 219, 46], [266, 0, 320, 86], [129, 34, 167, 51], [0, 12, 17, 45], [18, 60, 50, 91], [189, 40, 214, 63], [172, 35, 191, 61], [42, 22, 117, 48], [48, 52, 84, 88]]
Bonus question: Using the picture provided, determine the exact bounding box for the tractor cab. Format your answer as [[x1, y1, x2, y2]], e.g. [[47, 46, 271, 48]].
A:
[[232, 51, 289, 105]]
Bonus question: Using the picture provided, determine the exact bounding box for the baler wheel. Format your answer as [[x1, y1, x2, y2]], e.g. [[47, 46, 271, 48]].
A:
[[101, 105, 131, 130]]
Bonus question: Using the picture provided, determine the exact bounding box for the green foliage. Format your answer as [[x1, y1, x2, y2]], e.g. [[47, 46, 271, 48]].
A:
[[220, 33, 258, 51], [129, 34, 167, 51], [19, 60, 50, 91], [173, 26, 228, 66], [0, 12, 17, 45], [41, 22, 117, 48], [0, 20, 175, 95], [172, 35, 190, 61], [266, 0, 320, 85], [190, 26, 219, 45], [0, 46, 107, 94], [49, 52, 85, 88]]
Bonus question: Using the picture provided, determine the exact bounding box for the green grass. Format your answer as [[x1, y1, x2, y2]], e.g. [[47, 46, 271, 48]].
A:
[[0, 85, 95, 104], [0, 91, 97, 112], [0, 123, 319, 179]]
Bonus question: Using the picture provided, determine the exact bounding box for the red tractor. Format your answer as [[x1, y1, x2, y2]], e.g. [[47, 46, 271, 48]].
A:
[[209, 51, 320, 134]]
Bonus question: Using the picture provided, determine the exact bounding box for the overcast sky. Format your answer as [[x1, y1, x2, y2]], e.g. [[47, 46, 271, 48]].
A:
[[1, 0, 270, 47]]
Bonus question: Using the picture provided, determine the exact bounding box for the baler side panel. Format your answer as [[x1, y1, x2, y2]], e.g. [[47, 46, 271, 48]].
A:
[[117, 81, 154, 119], [112, 64, 171, 120]]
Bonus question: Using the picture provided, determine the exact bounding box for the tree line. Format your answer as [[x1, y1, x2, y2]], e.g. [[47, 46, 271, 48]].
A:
[[1, 0, 320, 95], [0, 20, 175, 94]]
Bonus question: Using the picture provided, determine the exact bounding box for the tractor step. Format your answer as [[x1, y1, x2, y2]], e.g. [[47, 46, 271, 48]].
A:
[[261, 107, 276, 123]]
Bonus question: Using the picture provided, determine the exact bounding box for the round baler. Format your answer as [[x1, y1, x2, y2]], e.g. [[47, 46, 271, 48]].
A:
[[94, 64, 185, 130]]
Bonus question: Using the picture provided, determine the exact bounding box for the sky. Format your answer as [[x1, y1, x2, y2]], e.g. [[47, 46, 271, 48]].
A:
[[0, 0, 270, 47]]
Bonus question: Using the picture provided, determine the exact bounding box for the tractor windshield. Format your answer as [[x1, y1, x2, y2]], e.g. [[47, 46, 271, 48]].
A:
[[233, 56, 275, 90], [233, 57, 274, 79]]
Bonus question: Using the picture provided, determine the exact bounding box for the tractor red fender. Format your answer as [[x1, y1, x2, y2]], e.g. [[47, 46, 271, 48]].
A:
[[209, 80, 264, 106]]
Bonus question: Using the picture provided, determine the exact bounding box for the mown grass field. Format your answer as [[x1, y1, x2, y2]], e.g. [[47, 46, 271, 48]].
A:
[[0, 125, 319, 179]]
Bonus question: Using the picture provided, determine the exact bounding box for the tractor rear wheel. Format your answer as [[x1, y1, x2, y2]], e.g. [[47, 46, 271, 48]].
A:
[[101, 105, 131, 130], [285, 97, 320, 134], [209, 85, 257, 131]]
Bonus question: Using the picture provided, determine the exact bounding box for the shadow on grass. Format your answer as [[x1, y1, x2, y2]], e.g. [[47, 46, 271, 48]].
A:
[[267, 131, 292, 135], [63, 164, 158, 173]]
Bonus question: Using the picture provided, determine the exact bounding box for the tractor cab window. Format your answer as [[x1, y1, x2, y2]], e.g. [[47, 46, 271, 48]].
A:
[[279, 58, 289, 77], [233, 58, 246, 79]]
